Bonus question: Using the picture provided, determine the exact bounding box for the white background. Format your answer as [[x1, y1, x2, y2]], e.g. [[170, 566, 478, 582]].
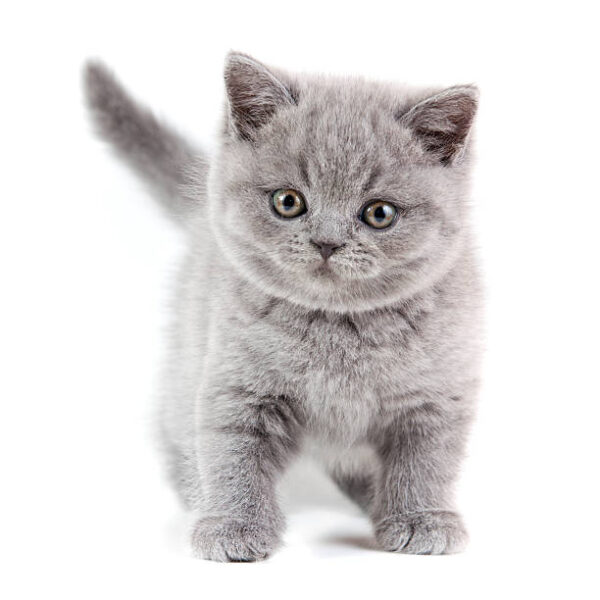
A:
[[1, 1, 599, 598]]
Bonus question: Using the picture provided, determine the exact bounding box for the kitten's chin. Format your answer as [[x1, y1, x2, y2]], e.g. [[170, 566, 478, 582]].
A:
[[283, 267, 404, 312], [255, 263, 413, 312], [304, 259, 380, 283], [259, 260, 410, 312]]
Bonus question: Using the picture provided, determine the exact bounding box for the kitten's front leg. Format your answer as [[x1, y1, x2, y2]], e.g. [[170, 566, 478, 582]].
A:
[[192, 388, 303, 562], [371, 403, 471, 555]]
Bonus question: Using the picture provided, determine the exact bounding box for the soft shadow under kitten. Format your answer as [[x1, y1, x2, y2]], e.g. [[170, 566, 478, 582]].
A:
[[84, 52, 483, 561]]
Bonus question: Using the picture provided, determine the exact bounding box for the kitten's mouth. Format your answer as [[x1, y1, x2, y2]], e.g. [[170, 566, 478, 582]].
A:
[[312, 261, 338, 279]]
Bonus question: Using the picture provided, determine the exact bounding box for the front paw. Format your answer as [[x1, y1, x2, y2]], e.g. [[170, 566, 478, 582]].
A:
[[374, 510, 467, 555], [191, 516, 280, 562]]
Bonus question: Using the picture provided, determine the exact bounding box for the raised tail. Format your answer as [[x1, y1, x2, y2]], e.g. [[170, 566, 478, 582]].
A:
[[83, 61, 207, 226]]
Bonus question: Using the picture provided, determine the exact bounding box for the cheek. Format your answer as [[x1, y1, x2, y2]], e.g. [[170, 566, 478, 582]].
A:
[[230, 205, 311, 263], [349, 224, 427, 268], [222, 192, 273, 241], [389, 217, 450, 263]]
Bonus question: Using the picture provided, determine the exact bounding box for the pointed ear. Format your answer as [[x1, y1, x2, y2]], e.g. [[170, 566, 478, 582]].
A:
[[224, 52, 297, 141], [398, 86, 479, 165]]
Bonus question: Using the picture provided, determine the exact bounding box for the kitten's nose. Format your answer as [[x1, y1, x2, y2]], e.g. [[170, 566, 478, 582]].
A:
[[311, 239, 343, 260]]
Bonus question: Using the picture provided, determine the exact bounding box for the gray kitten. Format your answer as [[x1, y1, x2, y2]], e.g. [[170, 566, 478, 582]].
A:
[[84, 52, 482, 561]]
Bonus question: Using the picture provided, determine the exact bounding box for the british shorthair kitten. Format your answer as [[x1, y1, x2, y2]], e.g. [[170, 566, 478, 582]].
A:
[[84, 52, 482, 561]]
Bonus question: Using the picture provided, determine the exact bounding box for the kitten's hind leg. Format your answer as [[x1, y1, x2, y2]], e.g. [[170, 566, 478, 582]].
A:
[[158, 435, 203, 510], [165, 444, 203, 510], [325, 445, 381, 514], [329, 470, 375, 513]]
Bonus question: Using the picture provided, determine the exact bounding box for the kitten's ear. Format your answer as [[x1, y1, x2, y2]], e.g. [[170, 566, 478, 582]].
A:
[[224, 52, 297, 141], [399, 86, 479, 165]]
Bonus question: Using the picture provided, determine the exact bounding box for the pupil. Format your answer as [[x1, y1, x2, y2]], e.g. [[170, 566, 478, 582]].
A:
[[374, 206, 387, 220], [283, 195, 295, 209]]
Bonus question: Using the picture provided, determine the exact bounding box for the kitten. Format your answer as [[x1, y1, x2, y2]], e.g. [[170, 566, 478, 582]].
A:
[[84, 52, 483, 561]]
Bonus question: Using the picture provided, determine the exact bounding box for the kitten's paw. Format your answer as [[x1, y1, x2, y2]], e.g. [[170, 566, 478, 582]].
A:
[[191, 516, 280, 562], [374, 510, 467, 555]]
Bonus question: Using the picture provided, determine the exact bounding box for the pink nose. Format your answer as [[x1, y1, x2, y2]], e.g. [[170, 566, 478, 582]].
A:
[[311, 240, 343, 260]]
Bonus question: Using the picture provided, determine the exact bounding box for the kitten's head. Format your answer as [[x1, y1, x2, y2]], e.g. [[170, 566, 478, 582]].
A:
[[207, 53, 478, 312]]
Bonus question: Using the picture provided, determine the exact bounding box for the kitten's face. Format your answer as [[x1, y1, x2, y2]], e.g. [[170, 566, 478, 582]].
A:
[[207, 56, 477, 312]]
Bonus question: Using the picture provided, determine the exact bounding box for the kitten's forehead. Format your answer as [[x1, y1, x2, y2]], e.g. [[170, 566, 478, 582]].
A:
[[265, 77, 427, 201]]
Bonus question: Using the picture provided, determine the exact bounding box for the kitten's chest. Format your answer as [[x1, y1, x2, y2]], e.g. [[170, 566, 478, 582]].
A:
[[258, 307, 429, 438], [297, 311, 419, 389]]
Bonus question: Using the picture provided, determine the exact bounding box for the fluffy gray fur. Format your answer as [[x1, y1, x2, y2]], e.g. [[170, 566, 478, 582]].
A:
[[84, 53, 482, 561]]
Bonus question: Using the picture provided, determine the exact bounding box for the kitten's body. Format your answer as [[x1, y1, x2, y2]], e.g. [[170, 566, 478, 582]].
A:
[[85, 55, 482, 561]]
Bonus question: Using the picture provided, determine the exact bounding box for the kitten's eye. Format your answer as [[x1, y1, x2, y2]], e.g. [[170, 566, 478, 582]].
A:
[[272, 189, 306, 218], [361, 201, 397, 229]]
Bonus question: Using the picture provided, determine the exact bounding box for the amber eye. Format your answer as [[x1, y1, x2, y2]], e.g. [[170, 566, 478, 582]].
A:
[[361, 201, 397, 229], [272, 189, 306, 218]]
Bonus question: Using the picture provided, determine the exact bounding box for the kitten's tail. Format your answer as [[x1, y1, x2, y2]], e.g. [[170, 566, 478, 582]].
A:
[[83, 61, 207, 227]]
